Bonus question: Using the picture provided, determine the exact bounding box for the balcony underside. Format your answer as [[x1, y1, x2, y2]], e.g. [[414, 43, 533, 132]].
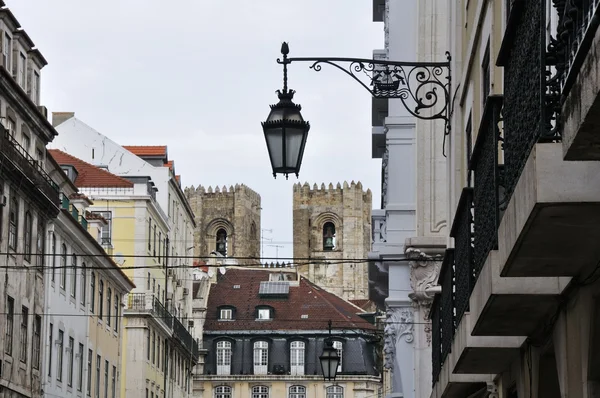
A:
[[472, 294, 560, 336], [501, 143, 600, 277], [562, 13, 600, 161], [455, 347, 519, 374]]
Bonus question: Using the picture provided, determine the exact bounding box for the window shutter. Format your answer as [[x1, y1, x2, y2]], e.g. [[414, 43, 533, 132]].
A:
[[11, 44, 17, 77], [0, 32, 4, 69]]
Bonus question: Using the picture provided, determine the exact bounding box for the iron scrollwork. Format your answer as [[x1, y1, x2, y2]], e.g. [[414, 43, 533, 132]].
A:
[[277, 46, 451, 133]]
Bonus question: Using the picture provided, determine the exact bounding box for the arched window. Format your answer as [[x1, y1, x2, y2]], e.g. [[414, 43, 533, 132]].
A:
[[253, 341, 268, 375], [252, 386, 269, 398], [290, 341, 305, 376], [60, 244, 67, 289], [326, 386, 343, 398], [332, 341, 343, 373], [323, 222, 336, 251], [216, 341, 232, 375], [216, 229, 228, 256], [289, 386, 306, 398], [90, 272, 96, 313], [250, 222, 257, 244], [215, 386, 232, 398]]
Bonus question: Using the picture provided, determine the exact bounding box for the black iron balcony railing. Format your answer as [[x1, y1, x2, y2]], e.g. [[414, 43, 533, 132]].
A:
[[470, 96, 503, 278], [127, 293, 173, 330], [551, 0, 600, 97], [440, 249, 455, 367], [450, 188, 473, 327], [0, 127, 59, 212], [431, 293, 442, 386], [173, 316, 193, 352]]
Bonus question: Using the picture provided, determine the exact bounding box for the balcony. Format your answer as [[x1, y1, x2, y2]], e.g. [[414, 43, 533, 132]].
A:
[[0, 127, 59, 216], [553, 1, 600, 160], [126, 293, 173, 332], [126, 293, 198, 361]]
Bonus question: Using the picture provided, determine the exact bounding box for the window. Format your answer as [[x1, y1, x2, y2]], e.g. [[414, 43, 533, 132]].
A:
[[51, 234, 56, 281], [111, 365, 116, 398], [57, 330, 64, 382], [60, 244, 67, 289], [18, 52, 25, 87], [290, 341, 305, 375], [36, 219, 45, 270], [107, 288, 112, 327], [95, 355, 101, 398], [326, 386, 343, 398], [323, 222, 336, 251], [92, 211, 112, 245], [257, 308, 271, 320], [482, 41, 491, 106], [253, 341, 268, 375], [33, 315, 41, 369], [147, 329, 151, 360], [215, 385, 232, 398], [99, 280, 104, 319], [216, 229, 227, 256], [332, 341, 343, 373], [48, 323, 53, 377], [71, 254, 77, 298], [114, 294, 119, 332], [22, 134, 30, 151], [32, 70, 40, 104], [252, 386, 269, 398], [148, 218, 152, 251], [216, 341, 232, 375], [152, 330, 156, 364], [219, 308, 233, 320], [104, 360, 109, 398], [5, 296, 13, 355], [24, 211, 32, 261], [147, 272, 151, 290], [20, 306, 28, 362], [81, 263, 87, 306], [9, 196, 18, 250], [289, 386, 306, 398], [90, 273, 96, 313], [87, 349, 92, 396], [78, 343, 84, 391], [67, 337, 74, 386], [158, 232, 162, 262], [3, 33, 11, 73], [153, 225, 157, 257], [157, 339, 161, 370]]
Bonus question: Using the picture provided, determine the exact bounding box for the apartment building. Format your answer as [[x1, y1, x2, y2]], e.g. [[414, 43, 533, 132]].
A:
[[0, 2, 61, 397], [48, 150, 199, 398], [43, 155, 135, 398], [426, 0, 600, 397], [199, 268, 381, 398]]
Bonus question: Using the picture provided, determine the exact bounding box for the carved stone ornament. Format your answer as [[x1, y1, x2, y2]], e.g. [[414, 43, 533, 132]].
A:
[[383, 307, 415, 370], [406, 247, 442, 304]]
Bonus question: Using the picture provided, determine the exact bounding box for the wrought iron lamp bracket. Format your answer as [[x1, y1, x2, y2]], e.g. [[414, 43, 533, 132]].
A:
[[277, 43, 452, 134]]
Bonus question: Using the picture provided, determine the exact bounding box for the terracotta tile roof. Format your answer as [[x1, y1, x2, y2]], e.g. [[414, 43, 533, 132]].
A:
[[164, 160, 174, 170], [205, 269, 375, 332], [350, 299, 374, 311], [85, 211, 108, 224], [123, 145, 167, 157], [49, 150, 134, 189]]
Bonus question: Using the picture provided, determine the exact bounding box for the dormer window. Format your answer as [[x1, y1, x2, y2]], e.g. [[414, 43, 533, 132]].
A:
[[218, 307, 235, 320], [323, 222, 336, 251], [256, 307, 272, 320], [216, 229, 227, 256]]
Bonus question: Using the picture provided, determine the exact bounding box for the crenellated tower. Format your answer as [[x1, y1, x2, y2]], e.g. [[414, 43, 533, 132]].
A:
[[184, 184, 261, 263], [293, 181, 372, 301]]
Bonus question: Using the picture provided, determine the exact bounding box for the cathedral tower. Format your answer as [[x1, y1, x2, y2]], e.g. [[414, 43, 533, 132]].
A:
[[293, 181, 372, 301], [184, 184, 261, 263]]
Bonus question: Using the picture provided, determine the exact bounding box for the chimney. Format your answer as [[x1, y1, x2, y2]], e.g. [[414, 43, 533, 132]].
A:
[[52, 112, 75, 127]]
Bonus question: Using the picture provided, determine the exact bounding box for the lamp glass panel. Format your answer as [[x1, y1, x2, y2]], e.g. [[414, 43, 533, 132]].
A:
[[284, 127, 306, 169], [267, 108, 285, 122], [265, 127, 283, 169]]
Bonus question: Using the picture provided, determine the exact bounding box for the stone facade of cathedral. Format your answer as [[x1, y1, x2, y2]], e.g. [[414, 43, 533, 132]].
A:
[[184, 184, 261, 264], [293, 181, 372, 301]]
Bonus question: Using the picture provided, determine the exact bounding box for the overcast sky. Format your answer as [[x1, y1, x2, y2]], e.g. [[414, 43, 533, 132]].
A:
[[10, 1, 383, 260]]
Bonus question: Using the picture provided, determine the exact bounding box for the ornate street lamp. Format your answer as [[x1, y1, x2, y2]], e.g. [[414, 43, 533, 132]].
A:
[[319, 320, 340, 381], [263, 42, 451, 178], [262, 42, 310, 179]]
